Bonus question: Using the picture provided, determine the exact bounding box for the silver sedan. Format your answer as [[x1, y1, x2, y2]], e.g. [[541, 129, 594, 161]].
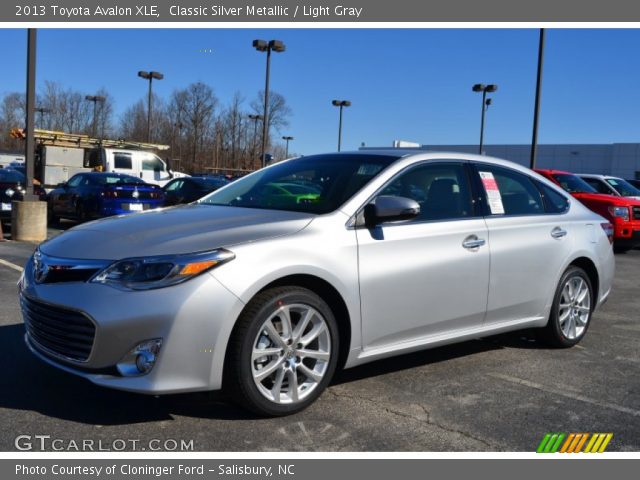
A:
[[19, 151, 615, 416]]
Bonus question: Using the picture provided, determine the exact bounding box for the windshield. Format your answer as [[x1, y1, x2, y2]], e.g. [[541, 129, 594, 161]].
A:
[[199, 154, 400, 214], [552, 173, 598, 194], [606, 178, 640, 197]]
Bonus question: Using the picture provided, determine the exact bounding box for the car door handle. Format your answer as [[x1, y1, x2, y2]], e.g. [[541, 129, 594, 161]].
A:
[[551, 227, 567, 239], [462, 236, 486, 249]]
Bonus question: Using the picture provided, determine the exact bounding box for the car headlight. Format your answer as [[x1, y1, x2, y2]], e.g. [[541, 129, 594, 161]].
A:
[[91, 249, 234, 290], [608, 206, 630, 221]]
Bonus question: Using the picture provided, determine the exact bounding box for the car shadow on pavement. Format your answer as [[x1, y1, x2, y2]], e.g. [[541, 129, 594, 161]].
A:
[[0, 322, 550, 425], [0, 323, 253, 425]]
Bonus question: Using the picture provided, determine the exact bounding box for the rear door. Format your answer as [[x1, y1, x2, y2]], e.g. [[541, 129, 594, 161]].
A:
[[472, 163, 574, 325], [357, 161, 490, 349]]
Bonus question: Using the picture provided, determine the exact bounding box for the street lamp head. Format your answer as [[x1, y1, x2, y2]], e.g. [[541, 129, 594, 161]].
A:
[[86, 95, 106, 102], [332, 100, 351, 107], [486, 84, 498, 93], [150, 71, 164, 80], [248, 114, 263, 120], [253, 39, 268, 51], [269, 40, 286, 52], [472, 84, 486, 92], [282, 136, 294, 141], [138, 71, 150, 79]]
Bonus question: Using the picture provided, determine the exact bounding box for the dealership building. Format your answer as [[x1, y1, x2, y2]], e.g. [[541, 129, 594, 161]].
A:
[[412, 143, 640, 180]]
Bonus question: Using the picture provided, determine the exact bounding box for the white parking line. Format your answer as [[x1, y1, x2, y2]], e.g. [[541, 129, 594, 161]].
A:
[[489, 372, 640, 417], [0, 258, 24, 273]]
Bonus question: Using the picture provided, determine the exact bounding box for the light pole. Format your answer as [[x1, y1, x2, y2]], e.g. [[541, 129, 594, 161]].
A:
[[253, 39, 286, 168], [282, 135, 294, 158], [248, 114, 263, 169], [472, 84, 498, 154], [332, 100, 351, 152], [85, 95, 105, 138], [138, 70, 164, 143], [530, 28, 546, 169], [34, 106, 50, 130]]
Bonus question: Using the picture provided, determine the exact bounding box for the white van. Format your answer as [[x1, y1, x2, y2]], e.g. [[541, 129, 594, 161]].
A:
[[97, 148, 188, 186]]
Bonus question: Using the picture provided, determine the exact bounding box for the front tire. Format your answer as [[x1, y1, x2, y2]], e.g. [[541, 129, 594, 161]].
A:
[[224, 286, 339, 416], [542, 266, 593, 348]]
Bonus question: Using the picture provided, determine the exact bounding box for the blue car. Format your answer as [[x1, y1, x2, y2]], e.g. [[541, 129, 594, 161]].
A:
[[48, 172, 164, 223]]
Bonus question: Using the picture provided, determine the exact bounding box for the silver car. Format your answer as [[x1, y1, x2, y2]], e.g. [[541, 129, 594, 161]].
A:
[[19, 151, 615, 416]]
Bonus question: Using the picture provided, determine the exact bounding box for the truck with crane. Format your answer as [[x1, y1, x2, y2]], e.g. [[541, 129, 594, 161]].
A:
[[10, 128, 188, 191]]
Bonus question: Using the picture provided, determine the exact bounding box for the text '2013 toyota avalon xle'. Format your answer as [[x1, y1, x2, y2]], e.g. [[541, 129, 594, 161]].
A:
[[19, 151, 615, 416]]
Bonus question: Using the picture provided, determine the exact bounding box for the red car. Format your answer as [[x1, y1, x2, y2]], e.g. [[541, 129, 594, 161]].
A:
[[536, 169, 640, 252]]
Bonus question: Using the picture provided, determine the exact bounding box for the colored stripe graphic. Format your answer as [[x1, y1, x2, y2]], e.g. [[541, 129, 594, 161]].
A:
[[537, 433, 613, 453]]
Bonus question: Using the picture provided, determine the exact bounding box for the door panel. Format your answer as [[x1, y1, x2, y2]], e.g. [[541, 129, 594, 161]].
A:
[[356, 161, 490, 350], [357, 219, 490, 348]]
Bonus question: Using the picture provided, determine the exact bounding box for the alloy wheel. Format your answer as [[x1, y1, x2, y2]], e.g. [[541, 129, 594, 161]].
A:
[[251, 303, 331, 404]]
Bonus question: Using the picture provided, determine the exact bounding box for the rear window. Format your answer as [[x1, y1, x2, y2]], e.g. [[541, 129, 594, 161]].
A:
[[552, 173, 597, 194], [0, 170, 25, 183], [91, 174, 146, 186]]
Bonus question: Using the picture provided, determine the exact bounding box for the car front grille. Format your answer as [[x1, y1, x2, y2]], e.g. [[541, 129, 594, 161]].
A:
[[22, 295, 95, 362], [633, 206, 640, 221]]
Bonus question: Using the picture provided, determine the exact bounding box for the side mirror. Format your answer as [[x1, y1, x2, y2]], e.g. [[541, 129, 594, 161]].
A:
[[364, 195, 420, 228], [57, 182, 67, 189]]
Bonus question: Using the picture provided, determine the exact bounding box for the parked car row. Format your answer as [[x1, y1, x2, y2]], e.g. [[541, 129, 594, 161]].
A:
[[47, 173, 231, 224], [535, 169, 640, 252]]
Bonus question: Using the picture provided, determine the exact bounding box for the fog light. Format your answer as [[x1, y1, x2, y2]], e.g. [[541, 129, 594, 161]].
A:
[[117, 339, 163, 377]]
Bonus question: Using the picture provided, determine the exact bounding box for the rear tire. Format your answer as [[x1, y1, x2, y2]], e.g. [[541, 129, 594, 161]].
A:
[[224, 286, 339, 417], [75, 202, 88, 223], [47, 202, 58, 226], [541, 266, 593, 348]]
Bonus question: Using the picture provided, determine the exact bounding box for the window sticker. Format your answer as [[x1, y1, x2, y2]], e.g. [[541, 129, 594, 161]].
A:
[[479, 171, 505, 214]]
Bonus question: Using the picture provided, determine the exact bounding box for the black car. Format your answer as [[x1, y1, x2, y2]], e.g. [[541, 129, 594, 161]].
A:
[[48, 172, 164, 223], [0, 169, 46, 224], [162, 176, 229, 206]]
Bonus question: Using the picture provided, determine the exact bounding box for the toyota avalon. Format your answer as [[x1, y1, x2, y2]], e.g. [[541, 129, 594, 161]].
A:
[[19, 151, 615, 416]]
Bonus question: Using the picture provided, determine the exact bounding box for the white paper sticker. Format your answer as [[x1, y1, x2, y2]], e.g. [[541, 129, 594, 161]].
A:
[[479, 171, 505, 214]]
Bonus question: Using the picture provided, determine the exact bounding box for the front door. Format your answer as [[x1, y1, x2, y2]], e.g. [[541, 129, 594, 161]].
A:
[[356, 161, 490, 350]]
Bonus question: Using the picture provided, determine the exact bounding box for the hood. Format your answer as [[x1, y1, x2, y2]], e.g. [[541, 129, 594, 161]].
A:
[[40, 204, 314, 260], [571, 192, 640, 207]]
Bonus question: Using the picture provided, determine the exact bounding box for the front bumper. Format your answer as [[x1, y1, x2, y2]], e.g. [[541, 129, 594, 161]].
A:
[[19, 260, 245, 394]]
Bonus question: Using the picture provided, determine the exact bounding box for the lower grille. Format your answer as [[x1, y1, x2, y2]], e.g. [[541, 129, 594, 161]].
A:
[[21, 295, 95, 362]]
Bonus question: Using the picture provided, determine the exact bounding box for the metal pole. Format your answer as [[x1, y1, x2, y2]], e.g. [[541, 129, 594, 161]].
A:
[[285, 138, 289, 157], [91, 100, 98, 138], [530, 28, 546, 169], [479, 90, 487, 155], [337, 105, 343, 152], [147, 77, 153, 143], [261, 47, 271, 168], [25, 29, 37, 199], [252, 118, 259, 168]]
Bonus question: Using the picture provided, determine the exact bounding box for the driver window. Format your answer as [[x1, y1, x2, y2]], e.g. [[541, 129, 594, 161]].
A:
[[379, 162, 474, 221]]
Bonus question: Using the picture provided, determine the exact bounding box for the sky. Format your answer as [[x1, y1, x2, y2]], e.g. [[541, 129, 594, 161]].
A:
[[0, 28, 639, 155]]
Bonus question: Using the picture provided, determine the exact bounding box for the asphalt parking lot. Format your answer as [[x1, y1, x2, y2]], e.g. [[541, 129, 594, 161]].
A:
[[1, 223, 639, 452]]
